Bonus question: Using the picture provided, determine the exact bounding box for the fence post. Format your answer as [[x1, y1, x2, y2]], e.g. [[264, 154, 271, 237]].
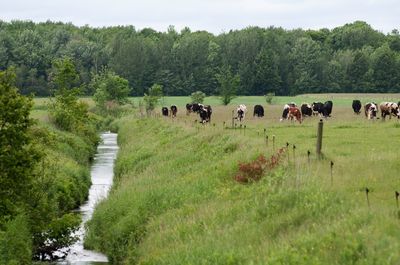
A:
[[231, 110, 235, 128], [365, 188, 370, 209], [272, 135, 275, 151], [293, 145, 296, 164], [316, 119, 324, 159]]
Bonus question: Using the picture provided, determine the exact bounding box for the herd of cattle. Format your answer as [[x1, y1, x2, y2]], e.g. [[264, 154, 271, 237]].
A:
[[352, 100, 400, 120], [160, 99, 400, 124]]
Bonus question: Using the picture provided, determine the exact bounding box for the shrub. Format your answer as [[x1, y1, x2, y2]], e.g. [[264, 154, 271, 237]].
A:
[[143, 84, 163, 115], [190, 91, 206, 104], [235, 148, 285, 183], [265, 92, 275, 104], [0, 215, 32, 265]]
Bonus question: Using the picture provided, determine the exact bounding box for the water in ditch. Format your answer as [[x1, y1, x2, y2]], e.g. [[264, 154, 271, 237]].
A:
[[56, 132, 118, 265]]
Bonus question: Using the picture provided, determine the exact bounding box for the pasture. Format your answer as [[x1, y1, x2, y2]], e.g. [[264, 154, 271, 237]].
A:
[[85, 94, 400, 264], [163, 95, 400, 203]]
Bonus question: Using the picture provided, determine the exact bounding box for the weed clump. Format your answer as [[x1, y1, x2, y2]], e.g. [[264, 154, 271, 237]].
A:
[[235, 148, 285, 183]]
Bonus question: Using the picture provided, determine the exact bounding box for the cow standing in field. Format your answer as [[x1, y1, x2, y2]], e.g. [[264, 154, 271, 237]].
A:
[[236, 104, 247, 122], [170, 105, 178, 118], [364, 102, 378, 120], [352, 100, 362, 114], [322, 101, 333, 117], [288, 107, 302, 124], [280, 103, 297, 121], [311, 102, 324, 116], [161, 107, 169, 116], [300, 103, 312, 117], [186, 103, 193, 115], [379, 102, 400, 119], [199, 105, 212, 123], [253, 105, 264, 117]]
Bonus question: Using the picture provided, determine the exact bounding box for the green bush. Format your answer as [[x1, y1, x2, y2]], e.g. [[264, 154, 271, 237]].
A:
[[190, 91, 206, 104], [265, 92, 275, 104], [0, 215, 32, 265]]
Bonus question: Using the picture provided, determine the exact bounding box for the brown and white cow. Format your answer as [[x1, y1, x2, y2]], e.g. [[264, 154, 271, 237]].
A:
[[379, 102, 400, 119], [288, 107, 302, 124], [364, 102, 378, 120], [280, 103, 297, 121]]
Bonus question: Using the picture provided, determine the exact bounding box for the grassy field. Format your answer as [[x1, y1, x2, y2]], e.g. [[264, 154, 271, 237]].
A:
[[84, 94, 400, 264], [132, 93, 400, 108]]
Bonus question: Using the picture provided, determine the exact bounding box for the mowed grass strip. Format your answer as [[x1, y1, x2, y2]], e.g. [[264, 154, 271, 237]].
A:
[[86, 98, 400, 264]]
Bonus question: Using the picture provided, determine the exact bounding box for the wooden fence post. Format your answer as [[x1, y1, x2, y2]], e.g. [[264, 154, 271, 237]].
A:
[[316, 119, 324, 159]]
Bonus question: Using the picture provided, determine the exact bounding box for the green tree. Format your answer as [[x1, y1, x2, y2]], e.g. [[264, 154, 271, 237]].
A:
[[92, 69, 131, 110], [0, 68, 42, 220], [347, 50, 372, 91], [49, 57, 89, 131], [190, 91, 206, 103], [51, 57, 80, 92], [215, 67, 240, 105], [255, 48, 281, 95], [289, 37, 323, 94], [143, 84, 163, 115], [372, 44, 399, 92]]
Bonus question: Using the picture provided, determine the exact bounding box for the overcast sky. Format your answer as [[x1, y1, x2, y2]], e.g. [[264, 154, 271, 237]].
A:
[[1, 0, 399, 34]]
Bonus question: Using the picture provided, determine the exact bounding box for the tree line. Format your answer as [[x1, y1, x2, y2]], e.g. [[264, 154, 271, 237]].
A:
[[1, 20, 400, 97]]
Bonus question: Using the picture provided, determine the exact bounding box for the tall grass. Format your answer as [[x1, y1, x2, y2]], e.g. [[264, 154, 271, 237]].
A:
[[86, 98, 400, 264]]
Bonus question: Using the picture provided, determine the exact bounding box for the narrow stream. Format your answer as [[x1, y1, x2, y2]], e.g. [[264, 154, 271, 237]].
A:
[[57, 132, 118, 265]]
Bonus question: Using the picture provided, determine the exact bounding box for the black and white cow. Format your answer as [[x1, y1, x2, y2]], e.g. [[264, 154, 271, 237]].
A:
[[170, 105, 177, 118], [352, 100, 362, 114], [280, 103, 297, 121], [199, 105, 212, 123], [364, 102, 378, 119], [323, 101, 333, 117], [253, 105, 264, 117], [186, 103, 192, 115], [236, 104, 247, 122], [300, 103, 312, 117], [186, 103, 203, 114], [311, 102, 324, 116], [161, 107, 169, 116]]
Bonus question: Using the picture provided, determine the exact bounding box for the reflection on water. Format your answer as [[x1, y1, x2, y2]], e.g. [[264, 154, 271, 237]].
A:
[[56, 133, 118, 265]]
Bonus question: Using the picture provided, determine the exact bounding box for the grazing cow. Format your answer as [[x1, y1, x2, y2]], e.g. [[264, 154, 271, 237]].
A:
[[280, 103, 297, 121], [186, 103, 202, 115], [186, 103, 192, 115], [352, 100, 362, 114], [253, 105, 264, 117], [199, 105, 212, 123], [379, 102, 400, 119], [236, 104, 247, 122], [364, 102, 378, 120], [300, 103, 312, 117], [170, 105, 177, 118], [311, 102, 324, 116], [161, 107, 169, 116], [288, 107, 302, 124], [323, 101, 333, 117]]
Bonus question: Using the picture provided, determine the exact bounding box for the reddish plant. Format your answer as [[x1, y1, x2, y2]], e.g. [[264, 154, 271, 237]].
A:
[[234, 148, 285, 183]]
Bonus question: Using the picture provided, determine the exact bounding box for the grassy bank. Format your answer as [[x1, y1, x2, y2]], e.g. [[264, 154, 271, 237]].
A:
[[85, 99, 400, 264]]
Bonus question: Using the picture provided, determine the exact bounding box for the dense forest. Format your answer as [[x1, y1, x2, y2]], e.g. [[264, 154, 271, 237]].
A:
[[1, 20, 400, 96]]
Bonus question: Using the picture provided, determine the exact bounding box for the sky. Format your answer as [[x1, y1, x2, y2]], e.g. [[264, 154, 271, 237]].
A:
[[1, 0, 399, 34]]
